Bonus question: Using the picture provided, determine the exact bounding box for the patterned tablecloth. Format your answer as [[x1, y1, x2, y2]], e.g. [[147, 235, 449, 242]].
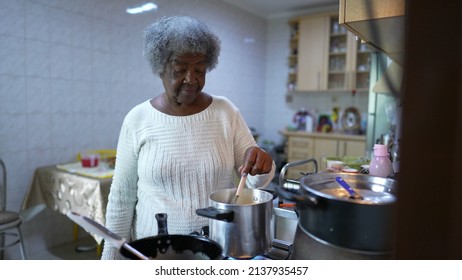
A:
[[21, 164, 113, 244]]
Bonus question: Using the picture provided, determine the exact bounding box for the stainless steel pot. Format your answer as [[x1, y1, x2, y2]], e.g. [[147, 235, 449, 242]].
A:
[[276, 159, 397, 259], [196, 188, 273, 259]]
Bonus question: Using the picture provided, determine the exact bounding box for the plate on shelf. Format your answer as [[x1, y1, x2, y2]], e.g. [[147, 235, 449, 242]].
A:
[[341, 107, 361, 134]]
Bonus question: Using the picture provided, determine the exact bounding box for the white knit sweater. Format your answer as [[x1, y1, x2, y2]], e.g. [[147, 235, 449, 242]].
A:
[[101, 95, 275, 259]]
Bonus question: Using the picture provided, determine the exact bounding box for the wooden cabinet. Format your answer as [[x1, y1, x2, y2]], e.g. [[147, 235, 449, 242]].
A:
[[327, 16, 371, 92], [296, 16, 329, 91], [338, 0, 405, 65], [287, 20, 299, 91], [286, 136, 315, 179], [288, 13, 371, 92], [282, 130, 366, 178], [313, 138, 366, 161], [313, 138, 338, 161], [287, 16, 330, 91], [287, 15, 329, 92], [342, 139, 367, 156]]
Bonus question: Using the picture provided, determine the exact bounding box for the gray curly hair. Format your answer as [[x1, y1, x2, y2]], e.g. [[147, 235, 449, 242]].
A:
[[143, 16, 221, 76]]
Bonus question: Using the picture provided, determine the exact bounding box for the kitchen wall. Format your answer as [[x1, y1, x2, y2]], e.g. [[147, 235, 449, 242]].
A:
[[0, 0, 367, 259]]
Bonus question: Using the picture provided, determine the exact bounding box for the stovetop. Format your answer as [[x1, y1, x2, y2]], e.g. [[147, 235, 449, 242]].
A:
[[223, 239, 293, 260]]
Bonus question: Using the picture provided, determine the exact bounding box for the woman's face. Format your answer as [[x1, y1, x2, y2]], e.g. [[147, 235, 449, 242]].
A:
[[161, 53, 207, 106]]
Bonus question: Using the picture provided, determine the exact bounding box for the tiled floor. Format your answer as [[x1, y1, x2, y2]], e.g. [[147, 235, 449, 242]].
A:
[[28, 236, 101, 260]]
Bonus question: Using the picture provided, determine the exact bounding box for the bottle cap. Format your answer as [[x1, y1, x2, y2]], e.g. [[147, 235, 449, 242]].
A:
[[373, 144, 389, 157]]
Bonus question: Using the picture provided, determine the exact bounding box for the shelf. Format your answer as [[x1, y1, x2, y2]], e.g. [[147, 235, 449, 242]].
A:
[[287, 13, 371, 92]]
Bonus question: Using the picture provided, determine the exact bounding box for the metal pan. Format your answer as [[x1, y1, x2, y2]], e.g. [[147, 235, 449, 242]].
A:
[[196, 188, 274, 259], [67, 212, 223, 260]]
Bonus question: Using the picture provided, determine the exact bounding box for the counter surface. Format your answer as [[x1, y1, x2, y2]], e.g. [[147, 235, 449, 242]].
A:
[[280, 130, 366, 141]]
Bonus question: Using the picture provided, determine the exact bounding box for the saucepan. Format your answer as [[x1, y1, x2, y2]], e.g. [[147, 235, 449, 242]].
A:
[[67, 211, 223, 260], [196, 188, 274, 259]]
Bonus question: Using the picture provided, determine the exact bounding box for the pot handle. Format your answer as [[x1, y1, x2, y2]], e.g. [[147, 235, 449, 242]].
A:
[[155, 213, 172, 254], [275, 182, 317, 207], [66, 211, 149, 260], [195, 207, 234, 222], [276, 158, 318, 207], [155, 213, 169, 235], [279, 158, 318, 186]]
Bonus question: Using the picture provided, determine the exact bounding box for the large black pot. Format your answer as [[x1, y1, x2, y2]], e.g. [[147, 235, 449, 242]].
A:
[[276, 159, 397, 259]]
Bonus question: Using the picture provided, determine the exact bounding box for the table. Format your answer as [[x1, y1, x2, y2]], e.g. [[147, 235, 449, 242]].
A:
[[21, 164, 112, 246]]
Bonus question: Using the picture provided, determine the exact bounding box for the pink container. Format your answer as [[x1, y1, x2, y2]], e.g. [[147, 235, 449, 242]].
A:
[[369, 144, 393, 177]]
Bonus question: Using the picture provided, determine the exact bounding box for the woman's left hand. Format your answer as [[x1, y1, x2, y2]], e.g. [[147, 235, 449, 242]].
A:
[[238, 147, 273, 176]]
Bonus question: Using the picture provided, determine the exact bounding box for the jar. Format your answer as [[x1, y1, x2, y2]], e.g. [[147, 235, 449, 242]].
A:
[[369, 144, 394, 177]]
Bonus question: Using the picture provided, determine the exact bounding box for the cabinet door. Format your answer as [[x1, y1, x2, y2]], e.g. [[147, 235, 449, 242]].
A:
[[348, 33, 371, 91], [297, 16, 329, 91], [339, 140, 366, 157], [327, 17, 349, 90], [339, 0, 405, 65], [286, 137, 315, 179], [315, 138, 366, 158], [287, 137, 314, 161], [287, 20, 299, 91], [313, 138, 338, 161], [328, 17, 371, 92]]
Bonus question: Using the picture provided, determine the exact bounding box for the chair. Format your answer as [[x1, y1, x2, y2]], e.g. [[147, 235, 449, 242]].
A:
[[0, 159, 27, 259]]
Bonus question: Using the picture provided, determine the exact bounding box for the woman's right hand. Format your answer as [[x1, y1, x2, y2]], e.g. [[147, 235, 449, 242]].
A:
[[238, 146, 273, 176]]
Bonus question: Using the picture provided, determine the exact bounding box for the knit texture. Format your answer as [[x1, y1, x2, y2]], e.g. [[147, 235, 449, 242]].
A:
[[101, 95, 275, 259]]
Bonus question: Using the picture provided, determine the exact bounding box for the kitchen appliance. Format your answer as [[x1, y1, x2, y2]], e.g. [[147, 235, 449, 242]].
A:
[[276, 159, 397, 259], [196, 188, 274, 259], [67, 211, 223, 260], [366, 53, 401, 155]]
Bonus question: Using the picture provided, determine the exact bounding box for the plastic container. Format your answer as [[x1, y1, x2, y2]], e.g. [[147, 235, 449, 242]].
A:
[[293, 108, 312, 131], [369, 144, 394, 178], [81, 154, 100, 168], [327, 160, 345, 172]]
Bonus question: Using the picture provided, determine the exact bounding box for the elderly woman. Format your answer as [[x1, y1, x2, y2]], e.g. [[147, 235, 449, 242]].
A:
[[101, 16, 275, 259]]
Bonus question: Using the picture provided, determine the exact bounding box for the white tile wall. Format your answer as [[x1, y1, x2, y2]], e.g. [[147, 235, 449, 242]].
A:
[[0, 0, 268, 259], [0, 0, 367, 259]]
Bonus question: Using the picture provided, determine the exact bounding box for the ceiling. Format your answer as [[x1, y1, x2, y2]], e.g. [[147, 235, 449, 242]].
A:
[[220, 0, 339, 19]]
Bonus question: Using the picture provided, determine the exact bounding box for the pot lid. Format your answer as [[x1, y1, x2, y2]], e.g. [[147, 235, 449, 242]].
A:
[[299, 173, 397, 205]]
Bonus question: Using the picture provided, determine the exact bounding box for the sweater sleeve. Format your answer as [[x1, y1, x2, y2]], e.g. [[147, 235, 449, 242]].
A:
[[232, 109, 275, 189], [101, 114, 139, 260]]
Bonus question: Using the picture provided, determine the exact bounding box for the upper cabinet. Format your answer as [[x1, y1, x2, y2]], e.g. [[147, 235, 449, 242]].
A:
[[287, 16, 328, 92], [287, 13, 371, 93], [338, 0, 405, 65], [327, 16, 371, 92]]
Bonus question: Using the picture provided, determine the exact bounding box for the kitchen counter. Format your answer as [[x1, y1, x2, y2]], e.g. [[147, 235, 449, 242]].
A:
[[280, 130, 366, 141], [280, 130, 367, 178]]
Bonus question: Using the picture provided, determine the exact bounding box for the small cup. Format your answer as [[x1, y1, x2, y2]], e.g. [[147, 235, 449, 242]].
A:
[[327, 160, 345, 172], [81, 154, 100, 168]]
